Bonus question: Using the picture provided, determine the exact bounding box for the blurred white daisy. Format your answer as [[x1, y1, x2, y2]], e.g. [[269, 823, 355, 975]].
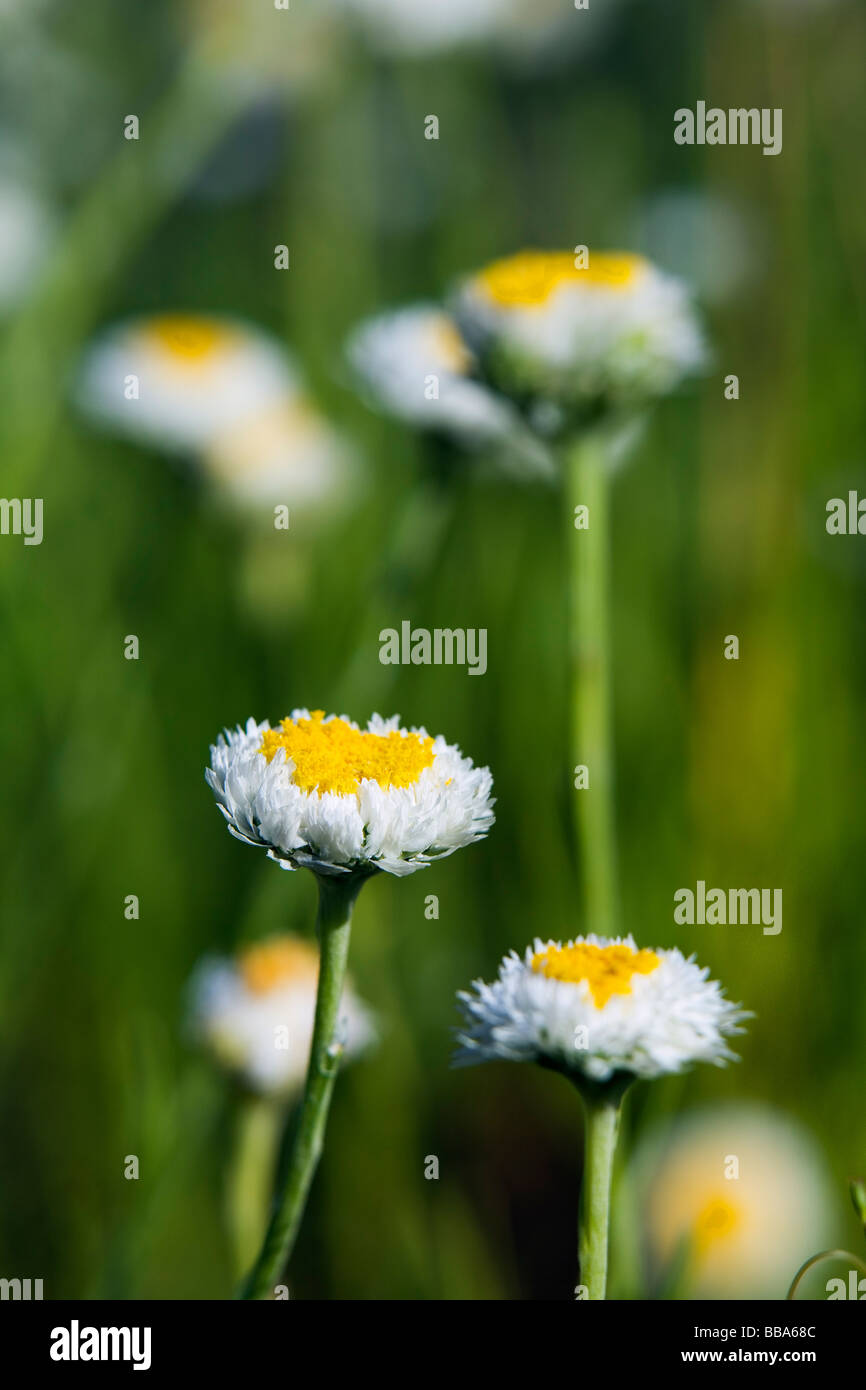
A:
[[191, 934, 375, 1095], [335, 0, 618, 61], [77, 313, 295, 453], [635, 1104, 836, 1299], [347, 304, 553, 476], [0, 173, 55, 312], [207, 709, 495, 877], [201, 398, 356, 514], [455, 935, 748, 1082], [335, 0, 511, 56], [456, 249, 707, 425]]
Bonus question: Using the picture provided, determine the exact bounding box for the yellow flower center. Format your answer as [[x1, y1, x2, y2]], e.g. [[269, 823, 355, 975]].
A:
[[258, 710, 435, 796], [144, 314, 235, 363], [694, 1196, 741, 1254], [531, 941, 660, 1008], [476, 250, 645, 307], [239, 936, 317, 994]]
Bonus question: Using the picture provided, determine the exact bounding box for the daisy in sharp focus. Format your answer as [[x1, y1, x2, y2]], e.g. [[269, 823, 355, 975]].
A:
[[211, 709, 494, 1298], [191, 934, 374, 1096], [456, 935, 747, 1081], [208, 709, 494, 878], [455, 936, 749, 1300]]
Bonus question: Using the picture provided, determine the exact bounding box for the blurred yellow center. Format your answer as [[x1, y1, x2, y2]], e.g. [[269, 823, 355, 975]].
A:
[[431, 314, 472, 373], [258, 710, 435, 796], [145, 314, 233, 362], [239, 936, 317, 994], [531, 941, 660, 1008], [477, 250, 645, 307], [694, 1196, 741, 1254]]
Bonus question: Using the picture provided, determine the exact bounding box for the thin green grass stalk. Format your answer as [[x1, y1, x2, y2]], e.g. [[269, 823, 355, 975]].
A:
[[575, 1078, 631, 1300], [0, 53, 252, 492], [238, 872, 368, 1299], [566, 434, 618, 936], [227, 1094, 284, 1281], [333, 462, 458, 710]]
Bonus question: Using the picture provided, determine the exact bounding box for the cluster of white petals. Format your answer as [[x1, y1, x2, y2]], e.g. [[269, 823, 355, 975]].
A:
[[456, 936, 748, 1083], [207, 711, 495, 877]]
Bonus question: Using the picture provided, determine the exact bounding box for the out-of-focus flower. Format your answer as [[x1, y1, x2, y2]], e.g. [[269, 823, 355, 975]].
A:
[[78, 314, 358, 519], [336, 0, 511, 55], [190, 934, 375, 1095], [348, 304, 507, 439], [346, 303, 553, 476], [0, 172, 55, 312], [635, 1104, 836, 1299], [456, 249, 707, 428], [77, 314, 294, 453], [335, 0, 619, 63], [202, 398, 355, 514], [455, 935, 748, 1082], [207, 709, 495, 878]]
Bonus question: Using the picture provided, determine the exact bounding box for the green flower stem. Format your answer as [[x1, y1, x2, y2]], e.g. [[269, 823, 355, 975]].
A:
[[566, 433, 618, 936], [227, 1094, 283, 1281], [238, 872, 367, 1299], [786, 1249, 866, 1301], [578, 1089, 624, 1300]]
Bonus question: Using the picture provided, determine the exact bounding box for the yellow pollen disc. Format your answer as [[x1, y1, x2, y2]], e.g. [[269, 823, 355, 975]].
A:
[[258, 710, 435, 796], [476, 250, 645, 307], [430, 314, 473, 373], [144, 314, 234, 362], [694, 1197, 741, 1254], [531, 941, 660, 1008], [238, 936, 318, 994]]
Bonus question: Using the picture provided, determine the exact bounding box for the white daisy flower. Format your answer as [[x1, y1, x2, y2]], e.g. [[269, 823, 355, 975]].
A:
[[347, 304, 553, 476], [190, 934, 375, 1096], [455, 935, 748, 1083], [207, 709, 495, 878], [456, 249, 707, 423], [201, 398, 357, 514], [76, 314, 296, 454], [634, 1104, 836, 1299], [0, 174, 55, 312]]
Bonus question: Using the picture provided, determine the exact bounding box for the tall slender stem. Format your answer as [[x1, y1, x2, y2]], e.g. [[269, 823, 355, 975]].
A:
[[567, 434, 618, 936], [238, 872, 366, 1299], [578, 1092, 622, 1300]]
